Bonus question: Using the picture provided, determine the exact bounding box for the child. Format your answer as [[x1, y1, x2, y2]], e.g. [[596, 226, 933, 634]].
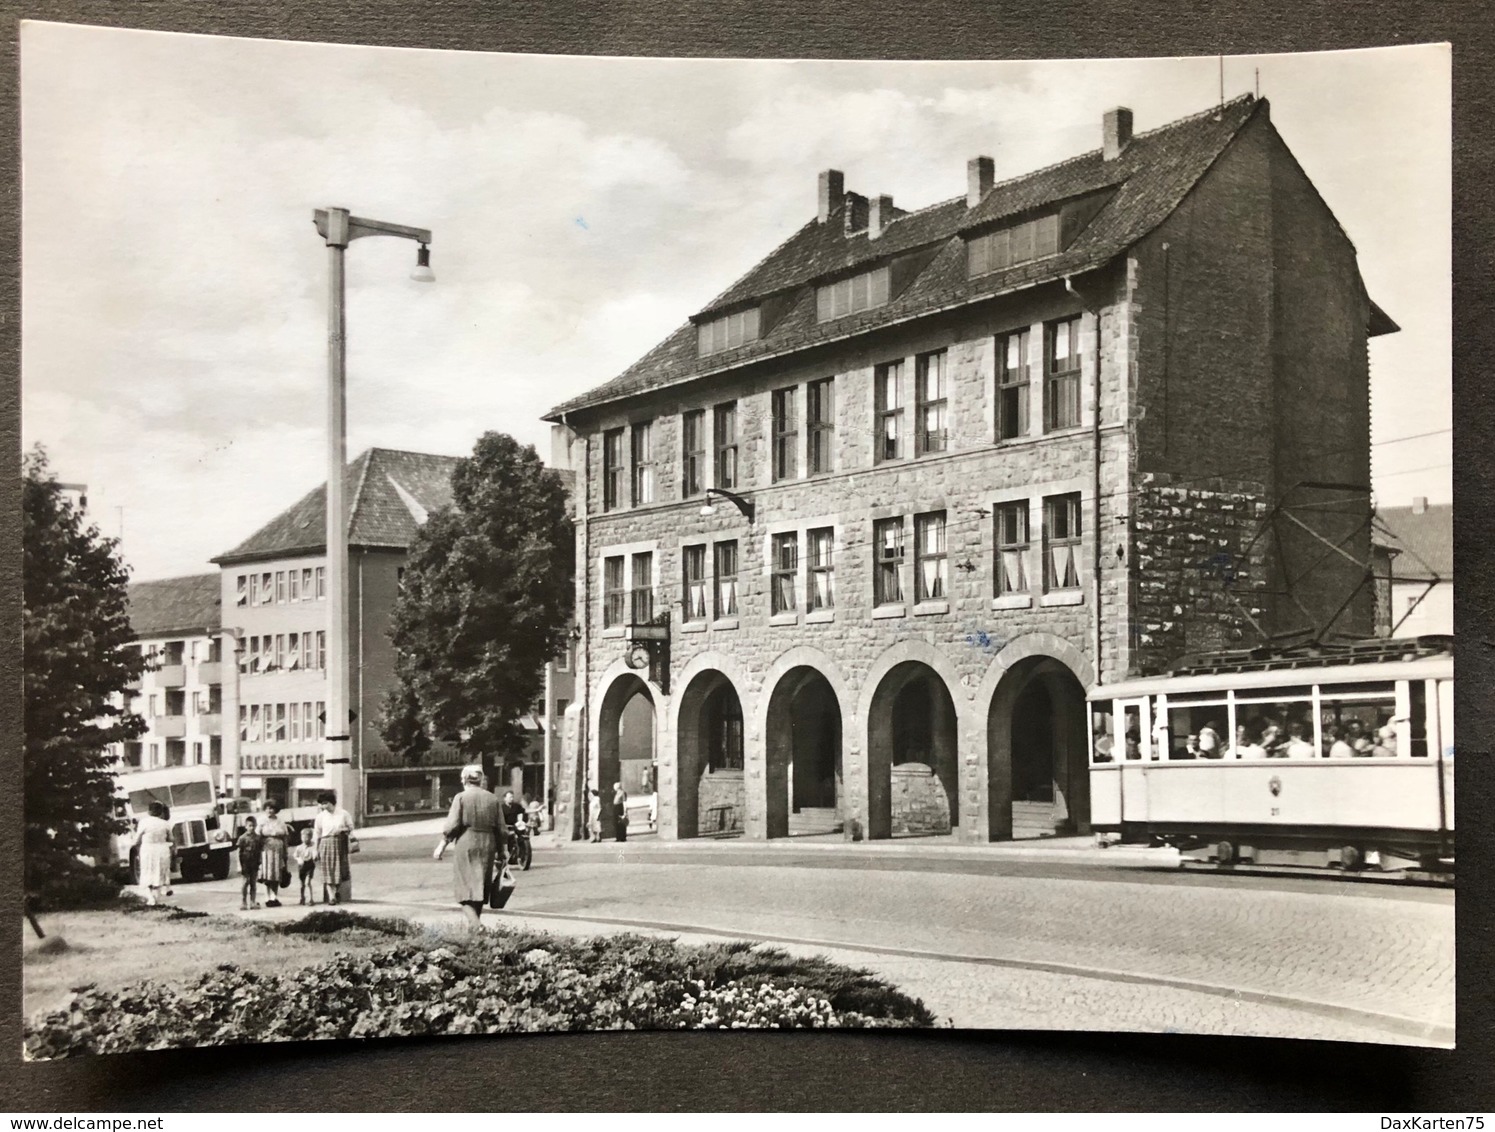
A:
[[293, 827, 318, 905], [236, 816, 263, 910]]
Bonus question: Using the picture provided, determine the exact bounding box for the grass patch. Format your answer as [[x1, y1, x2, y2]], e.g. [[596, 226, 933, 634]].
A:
[[27, 922, 933, 1057]]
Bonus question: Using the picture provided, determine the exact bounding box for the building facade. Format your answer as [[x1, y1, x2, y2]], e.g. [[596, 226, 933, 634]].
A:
[[1374, 498, 1452, 638], [548, 95, 1395, 844], [112, 574, 226, 779]]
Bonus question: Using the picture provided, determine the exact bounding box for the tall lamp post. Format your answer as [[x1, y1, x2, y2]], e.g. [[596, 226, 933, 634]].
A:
[[313, 207, 433, 841]]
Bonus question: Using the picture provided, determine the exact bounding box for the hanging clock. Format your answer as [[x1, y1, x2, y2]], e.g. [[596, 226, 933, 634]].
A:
[[626, 644, 652, 671]]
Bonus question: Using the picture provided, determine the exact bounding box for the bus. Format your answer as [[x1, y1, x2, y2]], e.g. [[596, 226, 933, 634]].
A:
[[1088, 636, 1453, 873], [110, 765, 235, 883]]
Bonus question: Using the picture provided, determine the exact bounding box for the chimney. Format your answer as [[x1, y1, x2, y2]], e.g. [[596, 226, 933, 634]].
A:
[[1103, 107, 1134, 161], [843, 191, 869, 235], [967, 156, 994, 209], [1413, 496, 1429, 515], [818, 169, 845, 224], [868, 194, 895, 239]]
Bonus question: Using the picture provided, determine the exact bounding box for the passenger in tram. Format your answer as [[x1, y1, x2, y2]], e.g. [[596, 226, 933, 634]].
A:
[[1092, 716, 1115, 763], [1124, 721, 1141, 760], [1370, 726, 1398, 758], [1261, 724, 1287, 758], [1232, 725, 1267, 759], [1345, 718, 1373, 756], [1283, 721, 1316, 759], [1326, 725, 1355, 759], [1183, 733, 1202, 759], [1198, 721, 1225, 759]]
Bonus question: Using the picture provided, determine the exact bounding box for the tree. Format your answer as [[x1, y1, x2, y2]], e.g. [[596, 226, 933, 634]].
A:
[[379, 433, 574, 782], [23, 446, 146, 901]]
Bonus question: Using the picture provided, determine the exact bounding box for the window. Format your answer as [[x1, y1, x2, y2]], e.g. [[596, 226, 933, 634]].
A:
[[807, 528, 835, 612], [1043, 493, 1082, 591], [554, 698, 570, 726], [873, 518, 905, 605], [303, 567, 315, 599], [286, 632, 301, 671], [236, 575, 248, 607], [916, 351, 948, 454], [816, 265, 890, 321], [315, 701, 326, 740], [997, 329, 1030, 440], [914, 511, 947, 602], [239, 706, 249, 742], [630, 421, 654, 506], [193, 690, 205, 716], [708, 691, 745, 771], [249, 704, 262, 743], [603, 428, 625, 511], [808, 378, 835, 474], [714, 541, 739, 619], [209, 737, 222, 766], [683, 544, 708, 622], [303, 701, 314, 740], [556, 645, 570, 673], [248, 637, 261, 674], [771, 533, 799, 615], [682, 410, 706, 497], [275, 704, 287, 742], [275, 571, 287, 603], [697, 307, 761, 356], [995, 502, 1030, 595], [208, 685, 221, 713], [875, 360, 904, 462], [967, 212, 1060, 277], [260, 572, 274, 605], [314, 630, 326, 671], [315, 566, 326, 599], [289, 569, 300, 602], [713, 402, 738, 489], [603, 556, 626, 628], [272, 634, 285, 672], [772, 387, 798, 481], [290, 702, 301, 741], [165, 689, 185, 717], [1045, 317, 1082, 431], [630, 552, 654, 625]]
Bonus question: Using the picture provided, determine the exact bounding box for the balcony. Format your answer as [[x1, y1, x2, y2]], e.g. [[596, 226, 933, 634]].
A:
[[198, 712, 223, 736], [152, 714, 187, 738], [155, 664, 186, 688], [197, 661, 222, 684]]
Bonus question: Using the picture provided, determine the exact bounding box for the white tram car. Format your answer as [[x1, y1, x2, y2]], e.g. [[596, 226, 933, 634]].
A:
[[1088, 637, 1454, 872]]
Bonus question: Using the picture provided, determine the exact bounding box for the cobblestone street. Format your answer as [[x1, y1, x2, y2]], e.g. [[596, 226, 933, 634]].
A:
[[167, 834, 1455, 1046]]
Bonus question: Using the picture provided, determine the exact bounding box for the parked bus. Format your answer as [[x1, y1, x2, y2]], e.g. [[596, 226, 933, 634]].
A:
[[1088, 636, 1453, 873], [110, 766, 234, 882]]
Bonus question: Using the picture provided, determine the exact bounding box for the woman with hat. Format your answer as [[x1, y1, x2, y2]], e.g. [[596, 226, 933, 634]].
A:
[[439, 765, 507, 930]]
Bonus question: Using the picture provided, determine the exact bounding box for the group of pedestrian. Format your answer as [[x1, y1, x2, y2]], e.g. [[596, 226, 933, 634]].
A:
[[233, 793, 354, 910], [587, 782, 630, 843]]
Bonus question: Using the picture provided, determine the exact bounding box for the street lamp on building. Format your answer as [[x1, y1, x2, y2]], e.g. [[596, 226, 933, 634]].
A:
[[313, 207, 433, 834], [699, 487, 755, 523]]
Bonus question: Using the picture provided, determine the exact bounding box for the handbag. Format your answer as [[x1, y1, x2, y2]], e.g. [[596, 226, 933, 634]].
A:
[[489, 862, 516, 909], [348, 835, 361, 855], [280, 867, 292, 888]]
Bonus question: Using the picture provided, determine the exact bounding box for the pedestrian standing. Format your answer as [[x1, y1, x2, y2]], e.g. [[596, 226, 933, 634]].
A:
[[257, 802, 292, 908], [313, 791, 355, 905], [236, 816, 263, 910], [612, 781, 629, 843], [438, 764, 507, 931], [292, 827, 318, 905], [133, 801, 173, 906]]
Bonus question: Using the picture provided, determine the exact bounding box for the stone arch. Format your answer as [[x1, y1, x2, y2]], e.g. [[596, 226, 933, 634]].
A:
[[758, 648, 853, 840], [981, 636, 1092, 842], [674, 667, 746, 839], [593, 667, 659, 841], [861, 641, 962, 841]]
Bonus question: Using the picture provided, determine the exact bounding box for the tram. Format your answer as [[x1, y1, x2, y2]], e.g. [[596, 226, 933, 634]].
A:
[[1087, 636, 1454, 873]]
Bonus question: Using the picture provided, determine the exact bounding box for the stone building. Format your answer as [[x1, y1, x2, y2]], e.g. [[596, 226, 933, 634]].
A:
[[111, 574, 226, 779], [546, 95, 1397, 844]]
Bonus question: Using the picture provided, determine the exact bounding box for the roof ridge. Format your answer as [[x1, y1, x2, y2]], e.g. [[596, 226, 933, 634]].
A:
[[131, 572, 219, 585], [345, 449, 377, 542]]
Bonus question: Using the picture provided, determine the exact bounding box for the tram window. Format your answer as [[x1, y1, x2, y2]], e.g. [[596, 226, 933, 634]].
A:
[[1408, 682, 1428, 757], [1232, 701, 1314, 759], [1320, 692, 1398, 758], [1166, 704, 1227, 759], [1122, 705, 1142, 760], [1090, 703, 1116, 763]]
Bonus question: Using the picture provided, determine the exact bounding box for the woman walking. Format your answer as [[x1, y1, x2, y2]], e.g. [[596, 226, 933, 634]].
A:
[[612, 781, 629, 843], [257, 802, 292, 908], [133, 801, 173, 905], [312, 791, 355, 905], [438, 765, 507, 931]]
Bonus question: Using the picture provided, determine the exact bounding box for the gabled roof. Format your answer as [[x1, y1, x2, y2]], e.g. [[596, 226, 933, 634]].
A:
[[128, 574, 222, 638], [212, 448, 462, 566], [1375, 503, 1452, 577], [548, 94, 1268, 420]]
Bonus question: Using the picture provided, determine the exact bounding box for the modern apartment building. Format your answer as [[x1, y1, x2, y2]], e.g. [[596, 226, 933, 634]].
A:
[[546, 95, 1396, 844]]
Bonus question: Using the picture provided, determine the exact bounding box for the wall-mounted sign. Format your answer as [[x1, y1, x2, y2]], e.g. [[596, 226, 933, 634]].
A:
[[242, 752, 326, 772]]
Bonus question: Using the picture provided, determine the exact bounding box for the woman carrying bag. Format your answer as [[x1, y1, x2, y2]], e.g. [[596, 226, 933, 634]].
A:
[[436, 765, 508, 930]]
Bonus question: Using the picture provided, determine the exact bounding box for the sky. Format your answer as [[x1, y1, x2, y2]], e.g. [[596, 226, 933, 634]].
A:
[[20, 27, 1451, 581]]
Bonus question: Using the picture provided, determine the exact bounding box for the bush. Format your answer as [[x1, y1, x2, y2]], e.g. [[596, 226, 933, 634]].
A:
[[26, 849, 123, 913], [268, 910, 415, 938], [25, 926, 933, 1058]]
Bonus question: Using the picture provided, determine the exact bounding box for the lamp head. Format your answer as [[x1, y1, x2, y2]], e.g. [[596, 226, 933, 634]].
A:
[[411, 244, 435, 283], [700, 502, 716, 517]]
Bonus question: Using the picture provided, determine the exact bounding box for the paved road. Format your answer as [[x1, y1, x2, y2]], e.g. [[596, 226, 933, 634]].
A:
[[172, 835, 1456, 1046]]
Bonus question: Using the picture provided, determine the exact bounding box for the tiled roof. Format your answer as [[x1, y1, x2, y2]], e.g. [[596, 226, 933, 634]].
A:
[[1375, 503, 1452, 577], [128, 573, 221, 638], [212, 448, 462, 565], [548, 95, 1265, 419]]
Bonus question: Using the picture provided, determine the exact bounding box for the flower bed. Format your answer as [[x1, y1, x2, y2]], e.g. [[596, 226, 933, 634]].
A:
[[26, 922, 934, 1057]]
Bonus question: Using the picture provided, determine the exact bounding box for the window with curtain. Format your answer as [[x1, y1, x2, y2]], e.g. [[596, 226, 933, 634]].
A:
[[771, 533, 799, 614], [714, 540, 739, 619], [875, 360, 904, 462], [1043, 493, 1082, 591], [995, 502, 1029, 595], [807, 527, 835, 611], [997, 329, 1030, 440], [683, 544, 708, 622], [914, 511, 947, 601], [873, 517, 904, 605]]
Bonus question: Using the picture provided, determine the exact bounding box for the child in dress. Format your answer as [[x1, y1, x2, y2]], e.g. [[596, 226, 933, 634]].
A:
[[236, 816, 263, 910], [293, 827, 318, 905]]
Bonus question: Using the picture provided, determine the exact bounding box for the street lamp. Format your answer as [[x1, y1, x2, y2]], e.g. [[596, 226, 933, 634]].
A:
[[699, 487, 755, 523], [313, 207, 433, 845]]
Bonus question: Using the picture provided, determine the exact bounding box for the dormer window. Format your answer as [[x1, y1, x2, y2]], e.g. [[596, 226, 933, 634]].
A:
[[698, 308, 761, 356], [816, 265, 890, 322], [967, 212, 1060, 278]]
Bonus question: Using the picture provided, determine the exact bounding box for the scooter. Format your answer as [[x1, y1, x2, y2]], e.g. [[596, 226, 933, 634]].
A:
[[509, 816, 534, 872]]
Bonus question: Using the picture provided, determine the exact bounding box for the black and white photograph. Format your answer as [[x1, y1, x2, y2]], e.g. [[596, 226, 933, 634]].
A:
[[18, 23, 1454, 1062]]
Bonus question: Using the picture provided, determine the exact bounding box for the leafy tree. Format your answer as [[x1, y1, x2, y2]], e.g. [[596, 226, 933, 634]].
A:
[[380, 433, 573, 781], [23, 446, 146, 902]]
